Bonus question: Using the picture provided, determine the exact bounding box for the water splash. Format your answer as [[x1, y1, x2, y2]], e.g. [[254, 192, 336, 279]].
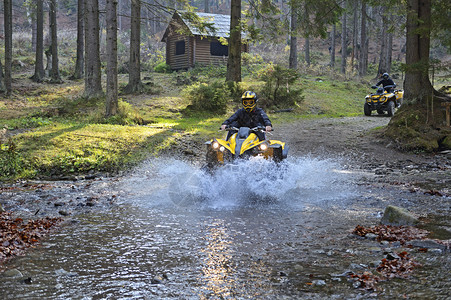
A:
[[122, 156, 355, 209]]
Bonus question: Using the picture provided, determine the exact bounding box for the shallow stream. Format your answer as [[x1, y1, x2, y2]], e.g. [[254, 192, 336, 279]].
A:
[[1, 157, 450, 299]]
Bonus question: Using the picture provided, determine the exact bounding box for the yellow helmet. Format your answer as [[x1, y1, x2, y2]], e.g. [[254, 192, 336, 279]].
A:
[[242, 91, 257, 112]]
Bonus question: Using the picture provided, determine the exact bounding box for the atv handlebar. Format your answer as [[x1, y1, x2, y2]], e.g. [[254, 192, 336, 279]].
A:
[[221, 126, 272, 132], [372, 84, 396, 90]]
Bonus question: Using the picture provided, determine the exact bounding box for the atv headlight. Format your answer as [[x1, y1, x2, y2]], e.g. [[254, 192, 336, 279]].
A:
[[212, 141, 220, 149], [260, 143, 268, 151], [219, 146, 225, 152]]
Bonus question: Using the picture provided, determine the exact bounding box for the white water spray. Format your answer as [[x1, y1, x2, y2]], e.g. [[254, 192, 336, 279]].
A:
[[121, 156, 356, 209]]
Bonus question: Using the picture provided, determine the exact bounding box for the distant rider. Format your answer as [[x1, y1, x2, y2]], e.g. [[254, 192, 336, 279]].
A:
[[374, 72, 396, 92], [220, 91, 272, 141]]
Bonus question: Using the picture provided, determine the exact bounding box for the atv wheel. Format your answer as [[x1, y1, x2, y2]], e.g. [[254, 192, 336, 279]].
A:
[[377, 109, 384, 115], [387, 101, 395, 117], [364, 103, 371, 116], [272, 146, 283, 163]]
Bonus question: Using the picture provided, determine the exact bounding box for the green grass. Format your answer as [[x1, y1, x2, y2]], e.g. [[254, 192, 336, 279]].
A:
[[0, 69, 372, 181], [298, 76, 367, 117], [13, 122, 173, 176]]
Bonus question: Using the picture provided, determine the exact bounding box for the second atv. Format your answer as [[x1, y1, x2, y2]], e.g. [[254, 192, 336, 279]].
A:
[[205, 126, 289, 170], [364, 85, 403, 117]]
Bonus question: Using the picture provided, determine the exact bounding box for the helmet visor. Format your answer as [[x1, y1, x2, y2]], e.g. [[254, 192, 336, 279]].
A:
[[242, 99, 255, 107]]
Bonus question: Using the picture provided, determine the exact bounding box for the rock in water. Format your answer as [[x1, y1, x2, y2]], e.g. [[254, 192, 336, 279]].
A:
[[380, 205, 419, 226]]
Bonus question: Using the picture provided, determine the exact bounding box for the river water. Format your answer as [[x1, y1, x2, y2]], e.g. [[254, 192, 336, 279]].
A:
[[1, 157, 450, 299]]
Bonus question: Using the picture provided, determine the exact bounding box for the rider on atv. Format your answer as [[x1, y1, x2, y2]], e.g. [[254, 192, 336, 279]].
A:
[[220, 91, 272, 141], [373, 72, 396, 92]]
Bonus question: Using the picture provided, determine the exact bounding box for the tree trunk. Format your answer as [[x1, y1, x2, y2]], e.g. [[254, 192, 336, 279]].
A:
[[404, 0, 433, 105], [358, 1, 368, 76], [340, 5, 348, 74], [330, 24, 336, 68], [84, 0, 103, 98], [205, 0, 210, 12], [106, 0, 118, 117], [387, 14, 393, 74], [377, 7, 389, 76], [0, 56, 4, 92], [71, 0, 84, 80], [31, 0, 45, 82], [341, 0, 347, 74], [31, 7, 37, 52], [304, 3, 310, 66], [45, 47, 52, 75], [49, 0, 62, 83], [351, 0, 358, 71], [304, 37, 310, 66], [3, 0, 12, 95], [226, 0, 241, 82], [125, 0, 143, 93], [289, 5, 297, 70]]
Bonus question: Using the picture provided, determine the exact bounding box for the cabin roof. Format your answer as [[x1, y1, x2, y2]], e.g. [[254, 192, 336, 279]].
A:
[[184, 12, 231, 38], [161, 11, 245, 42]]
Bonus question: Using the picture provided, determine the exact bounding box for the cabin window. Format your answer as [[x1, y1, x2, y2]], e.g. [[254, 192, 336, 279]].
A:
[[210, 41, 228, 56], [175, 40, 185, 55]]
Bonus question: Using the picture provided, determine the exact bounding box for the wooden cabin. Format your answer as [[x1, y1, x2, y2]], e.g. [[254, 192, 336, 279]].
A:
[[161, 12, 249, 70]]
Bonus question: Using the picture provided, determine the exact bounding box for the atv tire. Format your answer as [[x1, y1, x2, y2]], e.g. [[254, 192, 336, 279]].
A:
[[272, 146, 283, 163], [387, 101, 395, 117], [377, 109, 384, 115], [364, 103, 371, 116]]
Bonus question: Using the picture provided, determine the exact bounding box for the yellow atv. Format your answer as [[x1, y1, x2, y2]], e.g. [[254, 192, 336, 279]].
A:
[[205, 126, 289, 169], [364, 85, 403, 117]]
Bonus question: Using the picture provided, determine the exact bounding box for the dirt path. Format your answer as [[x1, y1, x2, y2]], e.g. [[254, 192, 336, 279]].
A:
[[279, 116, 450, 195]]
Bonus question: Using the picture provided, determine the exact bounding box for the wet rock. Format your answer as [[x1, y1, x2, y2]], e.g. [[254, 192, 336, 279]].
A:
[[312, 249, 326, 254], [367, 246, 383, 253], [428, 248, 443, 255], [151, 276, 163, 284], [349, 263, 367, 270], [54, 202, 65, 207], [330, 270, 353, 277], [365, 233, 378, 240], [279, 271, 288, 277], [312, 280, 326, 286], [2, 269, 23, 278], [58, 210, 70, 216], [368, 260, 382, 268], [55, 268, 78, 277], [391, 241, 401, 248], [23, 277, 32, 284], [385, 252, 400, 260], [407, 239, 448, 251], [380, 205, 419, 226]]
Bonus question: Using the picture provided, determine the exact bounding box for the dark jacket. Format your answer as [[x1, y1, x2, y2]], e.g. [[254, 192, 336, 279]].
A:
[[376, 78, 396, 90], [222, 108, 272, 128]]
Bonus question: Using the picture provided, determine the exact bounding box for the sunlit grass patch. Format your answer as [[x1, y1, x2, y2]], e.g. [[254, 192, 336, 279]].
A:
[[13, 123, 175, 177], [132, 95, 190, 121], [299, 77, 366, 117]]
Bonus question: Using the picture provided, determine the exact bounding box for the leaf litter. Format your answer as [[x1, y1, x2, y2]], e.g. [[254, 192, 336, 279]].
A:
[[0, 211, 62, 266]]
